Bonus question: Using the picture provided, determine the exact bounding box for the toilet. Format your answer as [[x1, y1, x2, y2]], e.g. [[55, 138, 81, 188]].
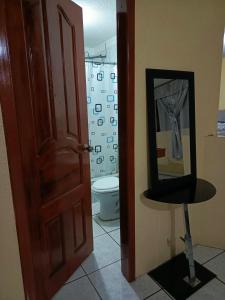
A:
[[92, 176, 119, 221]]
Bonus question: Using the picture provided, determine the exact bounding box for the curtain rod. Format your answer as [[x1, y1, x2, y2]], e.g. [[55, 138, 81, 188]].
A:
[[85, 60, 117, 66], [154, 79, 176, 89], [155, 87, 188, 100], [84, 54, 107, 60]]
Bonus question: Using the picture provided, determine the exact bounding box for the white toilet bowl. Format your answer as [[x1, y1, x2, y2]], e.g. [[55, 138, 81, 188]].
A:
[[92, 176, 119, 221]]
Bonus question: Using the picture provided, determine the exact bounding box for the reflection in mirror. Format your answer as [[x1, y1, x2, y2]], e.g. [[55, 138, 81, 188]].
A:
[[154, 79, 191, 180]]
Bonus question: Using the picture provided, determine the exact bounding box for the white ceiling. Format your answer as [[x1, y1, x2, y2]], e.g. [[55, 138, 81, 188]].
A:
[[73, 0, 116, 48]]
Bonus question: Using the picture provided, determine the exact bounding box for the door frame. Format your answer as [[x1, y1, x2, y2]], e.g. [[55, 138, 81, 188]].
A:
[[0, 0, 135, 299], [117, 0, 135, 282]]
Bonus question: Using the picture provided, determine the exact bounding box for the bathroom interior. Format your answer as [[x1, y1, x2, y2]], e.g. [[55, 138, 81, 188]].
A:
[[85, 35, 119, 221], [76, 0, 120, 247], [80, 0, 120, 222]]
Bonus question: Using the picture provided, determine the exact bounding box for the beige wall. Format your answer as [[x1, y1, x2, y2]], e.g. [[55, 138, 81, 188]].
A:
[[1, 0, 225, 294], [219, 57, 225, 110], [0, 107, 25, 300], [135, 0, 225, 276], [190, 136, 225, 248]]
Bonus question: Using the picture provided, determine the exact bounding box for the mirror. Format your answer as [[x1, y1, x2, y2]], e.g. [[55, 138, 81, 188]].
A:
[[146, 69, 196, 193], [155, 78, 190, 179]]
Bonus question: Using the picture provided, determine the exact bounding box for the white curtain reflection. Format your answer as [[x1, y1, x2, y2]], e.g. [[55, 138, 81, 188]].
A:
[[154, 80, 189, 159]]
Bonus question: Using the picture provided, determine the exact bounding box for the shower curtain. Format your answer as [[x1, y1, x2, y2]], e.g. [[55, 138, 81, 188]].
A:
[[85, 62, 118, 178]]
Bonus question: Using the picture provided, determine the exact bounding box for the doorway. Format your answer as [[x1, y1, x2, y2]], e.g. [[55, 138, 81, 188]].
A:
[[53, 1, 122, 297], [0, 0, 135, 299]]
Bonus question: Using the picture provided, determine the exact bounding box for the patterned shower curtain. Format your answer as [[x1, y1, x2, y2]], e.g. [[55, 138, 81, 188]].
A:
[[85, 62, 118, 178]]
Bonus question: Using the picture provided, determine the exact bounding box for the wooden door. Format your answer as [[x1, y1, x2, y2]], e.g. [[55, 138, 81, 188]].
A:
[[22, 0, 93, 298]]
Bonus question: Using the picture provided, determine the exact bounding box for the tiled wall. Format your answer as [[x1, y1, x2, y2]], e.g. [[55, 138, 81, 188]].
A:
[[85, 37, 118, 178]]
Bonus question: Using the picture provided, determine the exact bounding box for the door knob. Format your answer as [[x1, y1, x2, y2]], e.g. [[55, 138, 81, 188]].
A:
[[82, 144, 93, 153]]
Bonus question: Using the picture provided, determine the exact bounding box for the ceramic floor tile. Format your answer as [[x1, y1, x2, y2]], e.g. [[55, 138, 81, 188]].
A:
[[53, 276, 100, 300], [187, 278, 225, 299], [81, 234, 120, 274], [93, 219, 105, 238], [130, 274, 161, 299], [193, 245, 224, 264], [93, 214, 120, 233], [65, 266, 86, 284], [205, 252, 225, 282], [92, 201, 100, 216], [108, 229, 120, 245], [89, 261, 139, 300], [146, 290, 172, 300]]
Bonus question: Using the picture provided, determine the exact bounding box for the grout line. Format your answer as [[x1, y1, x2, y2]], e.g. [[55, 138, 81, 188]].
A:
[[93, 232, 108, 239], [64, 273, 87, 286], [143, 288, 162, 300], [63, 216, 121, 295], [92, 218, 120, 246], [63, 265, 88, 286], [81, 264, 87, 275], [82, 220, 121, 276], [64, 276, 86, 286], [104, 227, 120, 246], [198, 243, 225, 252], [71, 263, 108, 298], [147, 276, 174, 299], [85, 259, 121, 276], [93, 215, 120, 234], [64, 265, 89, 286], [202, 249, 225, 266], [107, 227, 121, 234], [162, 288, 174, 299], [87, 275, 103, 300], [95, 221, 120, 235], [93, 232, 108, 240], [103, 228, 121, 235], [107, 231, 120, 246], [215, 277, 225, 286], [86, 259, 123, 299], [148, 275, 164, 290]]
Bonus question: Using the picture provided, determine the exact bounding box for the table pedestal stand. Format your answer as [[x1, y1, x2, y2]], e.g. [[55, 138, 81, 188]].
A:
[[182, 203, 200, 287], [148, 202, 216, 300]]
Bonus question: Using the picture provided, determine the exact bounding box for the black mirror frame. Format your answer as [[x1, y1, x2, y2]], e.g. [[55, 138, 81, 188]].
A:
[[146, 68, 197, 195]]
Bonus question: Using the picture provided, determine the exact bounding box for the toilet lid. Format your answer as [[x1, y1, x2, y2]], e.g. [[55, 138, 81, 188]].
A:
[[92, 176, 119, 192]]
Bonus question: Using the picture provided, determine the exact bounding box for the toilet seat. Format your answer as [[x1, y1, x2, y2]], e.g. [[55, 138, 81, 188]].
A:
[[92, 176, 119, 193]]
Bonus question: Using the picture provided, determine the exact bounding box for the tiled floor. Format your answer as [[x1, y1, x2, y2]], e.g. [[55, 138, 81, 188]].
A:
[[53, 211, 225, 299]]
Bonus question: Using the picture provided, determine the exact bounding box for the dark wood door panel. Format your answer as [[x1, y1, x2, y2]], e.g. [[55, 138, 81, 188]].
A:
[[23, 1, 57, 152], [72, 199, 86, 251], [39, 147, 83, 201], [42, 201, 86, 277], [21, 0, 93, 298], [43, 0, 84, 140], [41, 200, 92, 297], [40, 185, 84, 220], [58, 5, 80, 139], [1, 0, 136, 299], [44, 215, 65, 277]]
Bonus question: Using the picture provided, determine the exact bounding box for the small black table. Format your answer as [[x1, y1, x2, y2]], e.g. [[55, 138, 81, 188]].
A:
[[144, 179, 216, 300]]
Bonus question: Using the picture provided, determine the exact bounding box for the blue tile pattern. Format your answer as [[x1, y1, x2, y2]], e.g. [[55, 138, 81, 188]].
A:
[[85, 62, 118, 178]]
